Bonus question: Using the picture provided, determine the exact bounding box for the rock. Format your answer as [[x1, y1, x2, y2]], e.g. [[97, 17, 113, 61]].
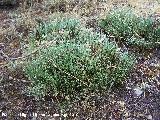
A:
[[41, 114, 45, 117], [53, 113, 60, 117], [21, 113, 27, 117], [146, 115, 152, 120], [134, 87, 143, 96], [63, 113, 67, 117], [2, 112, 7, 116]]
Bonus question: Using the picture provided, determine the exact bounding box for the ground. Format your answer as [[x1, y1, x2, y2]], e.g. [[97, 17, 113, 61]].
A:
[[0, 0, 160, 119]]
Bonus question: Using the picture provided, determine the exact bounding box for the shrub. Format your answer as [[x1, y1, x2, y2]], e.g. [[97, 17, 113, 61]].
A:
[[25, 18, 135, 100], [99, 8, 160, 48], [30, 18, 80, 43]]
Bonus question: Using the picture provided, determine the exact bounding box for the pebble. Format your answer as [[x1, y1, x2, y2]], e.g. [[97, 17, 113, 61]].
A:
[[21, 113, 27, 117], [9, 76, 13, 80], [134, 87, 143, 96], [147, 115, 152, 120], [126, 86, 132, 90], [41, 114, 45, 117], [63, 114, 67, 117], [53, 113, 60, 117], [2, 112, 7, 116]]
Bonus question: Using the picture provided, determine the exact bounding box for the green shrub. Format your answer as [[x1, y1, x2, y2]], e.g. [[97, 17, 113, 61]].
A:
[[99, 8, 160, 48], [31, 18, 80, 42], [25, 18, 135, 99]]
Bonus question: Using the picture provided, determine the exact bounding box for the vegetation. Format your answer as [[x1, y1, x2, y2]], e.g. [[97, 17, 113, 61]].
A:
[[24, 18, 135, 100], [1, 0, 160, 119], [0, 0, 17, 6], [99, 8, 160, 48]]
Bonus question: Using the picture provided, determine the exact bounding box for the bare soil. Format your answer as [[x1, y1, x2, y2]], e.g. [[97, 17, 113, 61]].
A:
[[0, 0, 160, 119]]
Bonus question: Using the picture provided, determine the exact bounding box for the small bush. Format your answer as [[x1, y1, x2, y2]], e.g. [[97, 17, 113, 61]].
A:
[[25, 18, 135, 100], [99, 8, 160, 48], [31, 18, 80, 43]]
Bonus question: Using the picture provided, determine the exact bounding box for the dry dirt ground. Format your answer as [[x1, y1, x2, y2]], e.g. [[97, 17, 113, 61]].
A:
[[0, 0, 160, 119]]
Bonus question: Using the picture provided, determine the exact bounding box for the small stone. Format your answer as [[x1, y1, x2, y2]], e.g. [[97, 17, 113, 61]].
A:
[[41, 114, 45, 117], [21, 113, 27, 117], [134, 87, 143, 96], [117, 101, 125, 107], [63, 114, 67, 117], [147, 115, 152, 120], [53, 113, 60, 117], [9, 76, 13, 80], [124, 111, 130, 118], [2, 112, 7, 116], [126, 86, 132, 89]]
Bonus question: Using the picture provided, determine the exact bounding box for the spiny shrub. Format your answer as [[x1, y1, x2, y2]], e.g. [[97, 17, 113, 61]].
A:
[[99, 8, 160, 48], [25, 18, 135, 99]]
